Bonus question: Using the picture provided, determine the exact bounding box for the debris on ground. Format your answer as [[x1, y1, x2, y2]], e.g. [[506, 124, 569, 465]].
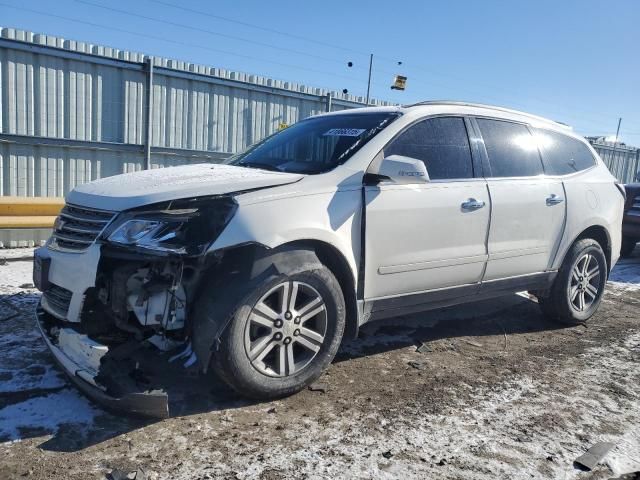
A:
[[416, 343, 433, 353], [107, 468, 146, 480], [494, 320, 508, 350], [381, 450, 393, 459], [574, 442, 616, 470], [407, 361, 428, 370], [308, 382, 328, 393], [461, 339, 483, 348]]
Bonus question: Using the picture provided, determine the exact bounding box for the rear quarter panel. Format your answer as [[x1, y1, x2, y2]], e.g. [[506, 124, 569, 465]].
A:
[[552, 164, 624, 271]]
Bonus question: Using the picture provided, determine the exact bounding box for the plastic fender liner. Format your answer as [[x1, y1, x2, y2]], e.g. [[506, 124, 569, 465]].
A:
[[191, 246, 323, 372]]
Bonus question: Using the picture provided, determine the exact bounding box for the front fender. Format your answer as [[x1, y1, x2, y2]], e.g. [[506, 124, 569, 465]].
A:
[[210, 190, 362, 285]]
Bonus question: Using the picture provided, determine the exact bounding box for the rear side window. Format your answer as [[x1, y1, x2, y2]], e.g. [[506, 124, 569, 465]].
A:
[[476, 118, 544, 177], [384, 117, 473, 180], [532, 128, 596, 175]]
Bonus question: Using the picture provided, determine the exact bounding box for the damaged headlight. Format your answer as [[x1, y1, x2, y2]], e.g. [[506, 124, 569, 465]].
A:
[[104, 196, 237, 255], [109, 220, 163, 245]]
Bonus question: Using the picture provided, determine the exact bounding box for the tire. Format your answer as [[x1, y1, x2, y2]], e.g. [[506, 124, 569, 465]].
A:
[[207, 252, 345, 399], [620, 237, 637, 258], [538, 238, 608, 325]]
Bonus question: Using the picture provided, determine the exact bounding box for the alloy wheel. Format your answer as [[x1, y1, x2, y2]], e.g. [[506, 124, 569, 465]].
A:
[[244, 280, 327, 377], [569, 253, 601, 312]]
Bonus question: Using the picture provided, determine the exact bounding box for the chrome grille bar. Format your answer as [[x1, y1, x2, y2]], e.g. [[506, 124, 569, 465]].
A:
[[51, 203, 116, 252]]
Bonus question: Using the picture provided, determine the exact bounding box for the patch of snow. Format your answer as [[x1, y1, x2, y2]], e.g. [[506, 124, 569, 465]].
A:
[[0, 260, 35, 289], [0, 364, 66, 393], [0, 247, 35, 260], [608, 260, 640, 291], [0, 389, 98, 441]]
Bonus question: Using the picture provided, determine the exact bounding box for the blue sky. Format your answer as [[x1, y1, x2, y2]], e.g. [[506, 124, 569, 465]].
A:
[[2, 0, 639, 144]]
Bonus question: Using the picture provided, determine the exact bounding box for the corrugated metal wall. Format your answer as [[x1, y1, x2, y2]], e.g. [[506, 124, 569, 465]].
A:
[[591, 142, 640, 184], [0, 27, 391, 198]]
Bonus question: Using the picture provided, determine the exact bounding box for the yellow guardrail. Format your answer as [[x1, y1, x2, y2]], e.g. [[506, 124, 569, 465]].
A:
[[0, 197, 64, 228]]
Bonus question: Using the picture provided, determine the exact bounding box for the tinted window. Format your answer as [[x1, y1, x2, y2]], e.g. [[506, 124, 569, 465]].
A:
[[533, 128, 596, 175], [476, 118, 544, 177], [226, 113, 398, 174], [384, 117, 473, 180]]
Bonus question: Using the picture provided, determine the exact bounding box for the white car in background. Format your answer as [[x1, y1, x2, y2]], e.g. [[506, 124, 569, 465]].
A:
[[34, 101, 624, 417]]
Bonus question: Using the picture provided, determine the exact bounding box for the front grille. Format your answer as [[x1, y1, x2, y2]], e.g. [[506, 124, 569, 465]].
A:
[[43, 284, 73, 316], [51, 203, 115, 251]]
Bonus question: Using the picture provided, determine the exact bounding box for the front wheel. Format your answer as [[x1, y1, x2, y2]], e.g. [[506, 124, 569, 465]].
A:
[[538, 238, 608, 325], [209, 256, 345, 399]]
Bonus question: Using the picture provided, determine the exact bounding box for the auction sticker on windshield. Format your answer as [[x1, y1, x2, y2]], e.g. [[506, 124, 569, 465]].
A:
[[323, 128, 366, 137]]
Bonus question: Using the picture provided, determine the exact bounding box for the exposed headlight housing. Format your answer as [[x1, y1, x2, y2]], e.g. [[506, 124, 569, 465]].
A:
[[109, 220, 162, 245], [104, 196, 237, 255]]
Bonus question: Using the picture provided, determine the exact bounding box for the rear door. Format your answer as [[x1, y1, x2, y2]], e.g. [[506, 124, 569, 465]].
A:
[[364, 116, 490, 300], [474, 118, 566, 280]]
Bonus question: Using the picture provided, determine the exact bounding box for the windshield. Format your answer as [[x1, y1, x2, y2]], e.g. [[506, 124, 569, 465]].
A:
[[225, 112, 399, 174]]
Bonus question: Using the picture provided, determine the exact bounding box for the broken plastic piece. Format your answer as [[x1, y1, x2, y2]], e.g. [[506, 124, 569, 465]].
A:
[[183, 351, 197, 368], [408, 361, 428, 370], [308, 382, 328, 393], [147, 334, 183, 352], [574, 442, 615, 470], [169, 342, 193, 363]]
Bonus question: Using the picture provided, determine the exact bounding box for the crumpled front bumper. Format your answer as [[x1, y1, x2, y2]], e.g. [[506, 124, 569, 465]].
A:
[[36, 306, 170, 418]]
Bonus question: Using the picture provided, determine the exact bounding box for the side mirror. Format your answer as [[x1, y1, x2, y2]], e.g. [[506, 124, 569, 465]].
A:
[[374, 155, 430, 184]]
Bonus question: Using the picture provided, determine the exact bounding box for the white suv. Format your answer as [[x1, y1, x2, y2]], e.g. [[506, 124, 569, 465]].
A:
[[34, 101, 624, 416]]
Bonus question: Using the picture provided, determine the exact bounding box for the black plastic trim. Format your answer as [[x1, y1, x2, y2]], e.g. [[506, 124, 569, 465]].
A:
[[363, 271, 556, 323]]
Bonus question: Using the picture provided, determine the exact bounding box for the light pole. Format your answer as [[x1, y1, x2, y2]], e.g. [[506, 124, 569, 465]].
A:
[[345, 57, 404, 104], [365, 53, 373, 105]]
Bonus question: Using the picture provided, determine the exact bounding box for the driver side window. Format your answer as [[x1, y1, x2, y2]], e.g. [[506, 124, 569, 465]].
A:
[[385, 116, 474, 180]]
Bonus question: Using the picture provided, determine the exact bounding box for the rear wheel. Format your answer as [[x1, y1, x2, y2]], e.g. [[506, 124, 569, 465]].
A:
[[621, 236, 637, 258], [208, 252, 345, 399], [538, 238, 607, 325]]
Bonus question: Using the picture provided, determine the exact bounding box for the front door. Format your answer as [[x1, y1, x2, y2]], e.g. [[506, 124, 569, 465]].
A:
[[364, 116, 491, 300]]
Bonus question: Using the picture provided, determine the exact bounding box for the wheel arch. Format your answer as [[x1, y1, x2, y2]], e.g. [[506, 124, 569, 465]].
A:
[[191, 239, 359, 371], [278, 239, 359, 342], [572, 224, 612, 272]]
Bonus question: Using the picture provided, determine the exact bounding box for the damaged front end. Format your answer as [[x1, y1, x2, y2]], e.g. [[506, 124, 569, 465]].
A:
[[35, 195, 238, 418]]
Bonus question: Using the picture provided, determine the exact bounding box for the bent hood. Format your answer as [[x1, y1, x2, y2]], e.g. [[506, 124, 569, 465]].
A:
[[66, 164, 304, 211]]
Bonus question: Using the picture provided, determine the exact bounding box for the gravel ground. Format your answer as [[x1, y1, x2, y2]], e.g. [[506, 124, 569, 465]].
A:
[[0, 248, 639, 479]]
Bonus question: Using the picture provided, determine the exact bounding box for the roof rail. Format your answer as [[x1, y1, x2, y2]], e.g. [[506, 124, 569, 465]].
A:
[[403, 100, 572, 130]]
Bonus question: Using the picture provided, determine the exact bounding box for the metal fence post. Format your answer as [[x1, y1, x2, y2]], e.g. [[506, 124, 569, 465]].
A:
[[144, 57, 154, 170], [325, 92, 332, 113]]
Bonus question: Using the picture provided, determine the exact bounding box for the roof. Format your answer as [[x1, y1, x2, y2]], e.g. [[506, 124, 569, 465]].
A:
[[403, 100, 572, 131]]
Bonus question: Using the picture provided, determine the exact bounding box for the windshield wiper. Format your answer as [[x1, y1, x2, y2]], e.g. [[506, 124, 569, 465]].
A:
[[236, 161, 283, 172]]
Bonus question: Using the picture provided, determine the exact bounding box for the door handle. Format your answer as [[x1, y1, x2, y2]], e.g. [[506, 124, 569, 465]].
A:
[[461, 198, 486, 211], [546, 194, 564, 206]]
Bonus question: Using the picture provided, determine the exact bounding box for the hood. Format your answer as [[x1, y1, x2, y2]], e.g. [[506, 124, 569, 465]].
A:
[[66, 164, 304, 211]]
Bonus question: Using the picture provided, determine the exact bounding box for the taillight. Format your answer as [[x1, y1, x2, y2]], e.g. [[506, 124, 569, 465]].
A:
[[615, 183, 627, 201]]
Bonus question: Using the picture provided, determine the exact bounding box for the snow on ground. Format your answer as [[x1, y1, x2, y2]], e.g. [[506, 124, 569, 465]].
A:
[[0, 390, 99, 441], [0, 255, 99, 443], [0, 249, 639, 479], [609, 257, 640, 291], [159, 330, 640, 480], [0, 248, 35, 261]]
